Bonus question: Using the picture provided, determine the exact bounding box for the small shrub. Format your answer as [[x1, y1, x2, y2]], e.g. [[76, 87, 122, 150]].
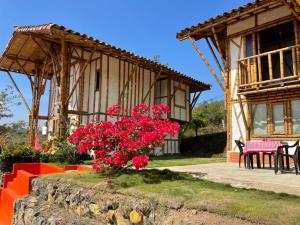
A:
[[41, 137, 80, 164]]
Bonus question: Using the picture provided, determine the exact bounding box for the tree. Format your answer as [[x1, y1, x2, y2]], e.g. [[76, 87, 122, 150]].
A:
[[198, 100, 226, 127], [189, 100, 226, 136], [190, 109, 207, 137], [0, 86, 20, 120]]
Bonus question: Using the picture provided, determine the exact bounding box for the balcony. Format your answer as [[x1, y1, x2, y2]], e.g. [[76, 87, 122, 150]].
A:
[[238, 44, 300, 95]]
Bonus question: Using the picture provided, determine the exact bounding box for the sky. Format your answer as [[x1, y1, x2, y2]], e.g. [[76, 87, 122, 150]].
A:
[[0, 0, 253, 124]]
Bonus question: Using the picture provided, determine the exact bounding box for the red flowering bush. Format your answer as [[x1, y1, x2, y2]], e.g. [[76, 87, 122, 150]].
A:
[[68, 104, 180, 174]]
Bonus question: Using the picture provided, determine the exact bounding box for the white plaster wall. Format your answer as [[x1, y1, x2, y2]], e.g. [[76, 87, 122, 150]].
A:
[[227, 17, 255, 36], [257, 5, 291, 25], [230, 36, 247, 152], [227, 5, 292, 36], [108, 57, 119, 108]]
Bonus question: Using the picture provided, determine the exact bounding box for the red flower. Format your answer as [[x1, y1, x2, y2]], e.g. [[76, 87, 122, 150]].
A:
[[68, 104, 180, 174], [132, 155, 149, 170], [107, 105, 121, 117]]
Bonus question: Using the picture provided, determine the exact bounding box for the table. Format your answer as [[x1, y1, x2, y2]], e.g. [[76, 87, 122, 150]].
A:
[[244, 140, 285, 170]]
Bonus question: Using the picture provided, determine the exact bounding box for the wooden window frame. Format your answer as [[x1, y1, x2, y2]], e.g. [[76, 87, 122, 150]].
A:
[[174, 86, 187, 109], [291, 99, 300, 135], [250, 103, 269, 138], [250, 99, 300, 139], [95, 69, 101, 91], [271, 102, 287, 135]]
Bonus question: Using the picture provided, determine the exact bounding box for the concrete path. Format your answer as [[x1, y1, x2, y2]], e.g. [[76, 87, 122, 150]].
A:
[[159, 163, 300, 196]]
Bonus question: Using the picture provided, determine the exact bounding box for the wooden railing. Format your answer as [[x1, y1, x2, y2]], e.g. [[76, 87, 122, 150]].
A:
[[238, 44, 300, 93]]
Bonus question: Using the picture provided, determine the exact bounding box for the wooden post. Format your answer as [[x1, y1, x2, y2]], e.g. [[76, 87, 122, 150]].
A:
[[257, 33, 262, 84], [59, 38, 69, 139], [28, 64, 41, 146], [268, 53, 273, 80], [294, 20, 300, 77], [292, 48, 297, 76], [252, 32, 257, 87], [280, 50, 284, 79]]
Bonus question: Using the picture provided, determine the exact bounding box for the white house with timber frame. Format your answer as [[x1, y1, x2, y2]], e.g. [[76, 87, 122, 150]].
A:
[[177, 0, 300, 161], [0, 23, 210, 154]]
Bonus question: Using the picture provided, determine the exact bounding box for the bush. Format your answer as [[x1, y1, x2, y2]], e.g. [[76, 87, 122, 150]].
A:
[[0, 143, 40, 172], [51, 141, 78, 164], [0, 143, 40, 161], [69, 104, 180, 175], [39, 138, 81, 164], [180, 132, 226, 156]]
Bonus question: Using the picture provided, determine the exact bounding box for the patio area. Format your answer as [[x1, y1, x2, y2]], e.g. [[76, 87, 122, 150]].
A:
[[160, 163, 300, 196]]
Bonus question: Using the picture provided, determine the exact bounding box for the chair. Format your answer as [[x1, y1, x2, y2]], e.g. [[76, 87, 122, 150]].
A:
[[277, 140, 299, 175], [235, 140, 260, 169], [235, 140, 247, 168]]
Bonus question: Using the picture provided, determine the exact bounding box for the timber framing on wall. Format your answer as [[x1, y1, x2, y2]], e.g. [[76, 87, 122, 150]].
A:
[[0, 23, 210, 146]]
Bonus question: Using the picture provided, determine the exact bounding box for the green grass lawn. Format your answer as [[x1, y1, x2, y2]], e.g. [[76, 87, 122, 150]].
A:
[[148, 155, 226, 168], [47, 169, 300, 225], [49, 155, 226, 168]]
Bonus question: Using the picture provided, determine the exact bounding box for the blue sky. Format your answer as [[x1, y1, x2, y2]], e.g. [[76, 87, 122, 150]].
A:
[[0, 0, 253, 124]]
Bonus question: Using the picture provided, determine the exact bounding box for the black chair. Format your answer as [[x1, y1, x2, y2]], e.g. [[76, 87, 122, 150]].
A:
[[235, 140, 260, 169], [277, 140, 299, 174], [235, 140, 247, 168]]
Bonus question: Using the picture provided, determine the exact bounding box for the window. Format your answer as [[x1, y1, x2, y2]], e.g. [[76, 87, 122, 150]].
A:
[[272, 103, 285, 133], [252, 104, 268, 136], [259, 22, 295, 80], [174, 87, 186, 108], [251, 100, 300, 137], [245, 34, 253, 57], [95, 70, 101, 91], [292, 100, 300, 134]]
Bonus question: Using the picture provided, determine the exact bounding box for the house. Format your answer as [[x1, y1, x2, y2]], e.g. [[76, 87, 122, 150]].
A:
[[176, 0, 300, 161], [0, 23, 210, 154]]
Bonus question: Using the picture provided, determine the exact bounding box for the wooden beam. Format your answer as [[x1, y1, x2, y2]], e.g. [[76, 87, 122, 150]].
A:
[[6, 71, 31, 112], [205, 37, 225, 79], [6, 54, 40, 65], [14, 59, 34, 87], [281, 0, 300, 21], [119, 62, 138, 102], [211, 26, 226, 68], [30, 36, 52, 59], [142, 69, 161, 103], [238, 95, 250, 133], [58, 38, 69, 138], [65, 50, 95, 105], [188, 36, 225, 91], [38, 115, 48, 120], [191, 91, 201, 109]]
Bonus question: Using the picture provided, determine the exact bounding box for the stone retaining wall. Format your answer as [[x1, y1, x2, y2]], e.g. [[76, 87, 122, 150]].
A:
[[12, 176, 256, 225]]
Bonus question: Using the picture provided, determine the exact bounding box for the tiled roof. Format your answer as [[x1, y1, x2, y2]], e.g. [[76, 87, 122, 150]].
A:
[[11, 23, 211, 91], [176, 0, 282, 40]]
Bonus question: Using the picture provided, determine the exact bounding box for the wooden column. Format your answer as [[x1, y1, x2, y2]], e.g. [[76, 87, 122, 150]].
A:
[[58, 38, 69, 139], [28, 64, 45, 146]]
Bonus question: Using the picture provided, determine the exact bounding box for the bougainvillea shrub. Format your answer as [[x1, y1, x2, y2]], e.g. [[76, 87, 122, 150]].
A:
[[68, 104, 180, 174]]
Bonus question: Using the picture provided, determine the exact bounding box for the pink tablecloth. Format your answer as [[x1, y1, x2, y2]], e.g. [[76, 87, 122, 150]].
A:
[[244, 140, 284, 155]]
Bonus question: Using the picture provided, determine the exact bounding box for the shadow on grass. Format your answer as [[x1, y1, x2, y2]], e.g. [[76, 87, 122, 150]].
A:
[[114, 169, 194, 188]]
